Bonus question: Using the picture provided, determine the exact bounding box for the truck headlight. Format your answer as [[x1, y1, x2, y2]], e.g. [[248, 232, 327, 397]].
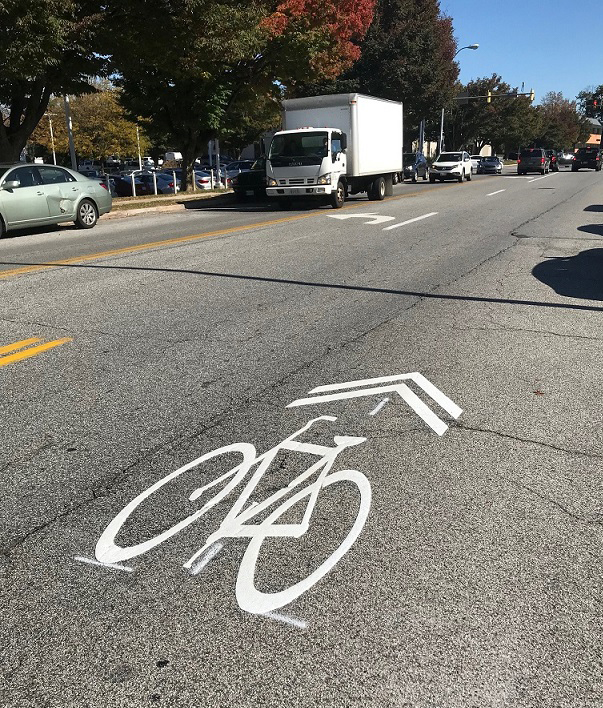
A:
[[317, 173, 331, 185], [266, 177, 278, 187]]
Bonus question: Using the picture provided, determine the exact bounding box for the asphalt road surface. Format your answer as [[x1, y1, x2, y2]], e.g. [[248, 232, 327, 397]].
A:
[[2, 165, 603, 707]]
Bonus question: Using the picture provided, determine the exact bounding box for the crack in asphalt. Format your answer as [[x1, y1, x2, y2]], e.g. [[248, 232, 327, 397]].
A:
[[509, 479, 603, 526], [452, 422, 603, 461]]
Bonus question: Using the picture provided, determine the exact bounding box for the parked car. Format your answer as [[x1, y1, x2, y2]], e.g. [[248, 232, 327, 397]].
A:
[[225, 160, 255, 176], [402, 153, 428, 182], [571, 146, 602, 171], [232, 158, 266, 200], [478, 156, 503, 174], [429, 151, 472, 182], [114, 172, 179, 197], [0, 162, 111, 235], [470, 155, 482, 173], [517, 148, 550, 175], [545, 149, 559, 172], [160, 168, 224, 189], [78, 159, 103, 172]]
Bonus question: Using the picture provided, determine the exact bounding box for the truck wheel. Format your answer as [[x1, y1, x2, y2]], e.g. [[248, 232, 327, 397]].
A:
[[331, 181, 345, 209], [368, 176, 386, 201]]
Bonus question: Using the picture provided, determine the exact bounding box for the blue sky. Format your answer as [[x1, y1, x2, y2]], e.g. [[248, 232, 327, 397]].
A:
[[442, 0, 603, 104]]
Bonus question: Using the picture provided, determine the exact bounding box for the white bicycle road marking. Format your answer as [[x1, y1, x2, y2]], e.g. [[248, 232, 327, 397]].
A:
[[91, 373, 461, 615], [382, 212, 438, 231], [486, 189, 506, 196], [327, 213, 396, 225], [288, 372, 462, 436], [73, 555, 134, 573], [369, 397, 390, 416]]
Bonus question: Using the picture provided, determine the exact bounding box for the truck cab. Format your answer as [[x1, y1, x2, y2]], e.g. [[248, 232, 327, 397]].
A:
[[266, 128, 347, 208]]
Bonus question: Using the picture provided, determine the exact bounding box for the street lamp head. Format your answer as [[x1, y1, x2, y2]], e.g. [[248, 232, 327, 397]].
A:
[[468, 43, 479, 50]]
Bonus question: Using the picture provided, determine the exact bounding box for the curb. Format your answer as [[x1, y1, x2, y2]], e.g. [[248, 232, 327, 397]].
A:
[[101, 194, 234, 221]]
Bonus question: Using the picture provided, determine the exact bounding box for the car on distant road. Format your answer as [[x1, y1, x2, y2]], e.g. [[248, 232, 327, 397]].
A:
[[402, 153, 428, 182], [557, 150, 576, 166], [572, 147, 602, 171], [114, 172, 179, 197], [517, 148, 550, 175], [478, 156, 503, 174], [545, 150, 559, 172], [232, 158, 266, 201], [429, 151, 472, 182], [0, 162, 111, 235]]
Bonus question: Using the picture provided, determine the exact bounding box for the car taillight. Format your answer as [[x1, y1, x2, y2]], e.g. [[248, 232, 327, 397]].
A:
[[99, 181, 108, 190], [168, 182, 174, 187], [540, 158, 545, 164], [517, 159, 521, 163], [200, 178, 209, 183]]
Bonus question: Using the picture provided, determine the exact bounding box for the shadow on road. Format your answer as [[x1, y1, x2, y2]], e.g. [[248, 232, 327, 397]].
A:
[[584, 205, 603, 213], [4, 260, 603, 313], [532, 247, 603, 301]]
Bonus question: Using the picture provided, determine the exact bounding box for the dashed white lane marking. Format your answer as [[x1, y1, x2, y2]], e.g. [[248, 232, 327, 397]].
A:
[[527, 174, 553, 183], [187, 542, 224, 576], [262, 611, 308, 629], [369, 397, 390, 416], [383, 212, 438, 231], [73, 555, 134, 572], [486, 189, 506, 196]]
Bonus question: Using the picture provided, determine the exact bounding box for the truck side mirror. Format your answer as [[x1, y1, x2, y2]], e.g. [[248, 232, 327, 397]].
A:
[[340, 133, 347, 150]]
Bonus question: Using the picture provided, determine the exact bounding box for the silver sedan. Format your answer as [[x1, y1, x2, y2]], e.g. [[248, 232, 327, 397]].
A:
[[0, 162, 112, 237]]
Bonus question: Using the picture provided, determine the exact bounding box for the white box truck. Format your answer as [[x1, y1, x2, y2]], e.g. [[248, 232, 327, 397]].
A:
[[265, 93, 403, 209]]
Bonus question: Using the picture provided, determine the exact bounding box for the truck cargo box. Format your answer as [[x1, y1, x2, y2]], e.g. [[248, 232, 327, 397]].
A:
[[281, 93, 403, 177]]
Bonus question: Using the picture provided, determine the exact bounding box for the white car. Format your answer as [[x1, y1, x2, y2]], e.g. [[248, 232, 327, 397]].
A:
[[470, 155, 482, 174], [429, 151, 473, 183]]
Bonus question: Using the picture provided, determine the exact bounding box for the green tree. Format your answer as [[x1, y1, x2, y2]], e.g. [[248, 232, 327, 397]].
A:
[[536, 92, 591, 149], [444, 75, 541, 154], [105, 0, 376, 190], [290, 0, 459, 139], [30, 85, 150, 162], [0, 0, 103, 161]]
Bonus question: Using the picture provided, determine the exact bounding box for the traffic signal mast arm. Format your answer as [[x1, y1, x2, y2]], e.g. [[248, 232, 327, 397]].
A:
[[455, 89, 535, 103]]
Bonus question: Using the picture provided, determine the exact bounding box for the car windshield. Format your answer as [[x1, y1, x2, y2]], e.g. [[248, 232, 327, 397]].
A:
[[471, 155, 481, 160], [483, 157, 498, 162], [251, 159, 266, 170], [520, 150, 541, 157], [577, 148, 596, 154], [438, 153, 462, 162], [269, 131, 329, 167]]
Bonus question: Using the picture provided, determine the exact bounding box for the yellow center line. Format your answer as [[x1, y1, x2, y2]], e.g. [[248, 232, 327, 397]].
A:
[[0, 337, 42, 355], [0, 338, 72, 368], [0, 185, 461, 282]]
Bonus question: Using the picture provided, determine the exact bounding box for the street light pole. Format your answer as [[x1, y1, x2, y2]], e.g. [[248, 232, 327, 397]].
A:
[[46, 113, 57, 165], [136, 125, 142, 171], [440, 43, 479, 153]]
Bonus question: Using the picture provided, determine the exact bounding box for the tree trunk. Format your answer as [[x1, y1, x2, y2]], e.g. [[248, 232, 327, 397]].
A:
[[181, 141, 198, 192]]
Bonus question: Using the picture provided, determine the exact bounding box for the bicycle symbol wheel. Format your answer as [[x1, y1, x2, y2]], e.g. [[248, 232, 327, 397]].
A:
[[236, 469, 371, 614]]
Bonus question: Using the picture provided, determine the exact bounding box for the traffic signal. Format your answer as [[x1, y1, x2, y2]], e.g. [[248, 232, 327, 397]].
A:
[[487, 90, 491, 103], [594, 99, 599, 108]]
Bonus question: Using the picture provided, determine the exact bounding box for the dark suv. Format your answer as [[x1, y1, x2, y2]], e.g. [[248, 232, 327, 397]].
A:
[[572, 147, 602, 171], [517, 148, 550, 175]]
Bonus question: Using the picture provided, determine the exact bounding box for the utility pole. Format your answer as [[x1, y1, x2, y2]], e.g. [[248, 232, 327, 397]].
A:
[[63, 95, 77, 170], [46, 113, 57, 165], [438, 108, 445, 154], [136, 125, 142, 170]]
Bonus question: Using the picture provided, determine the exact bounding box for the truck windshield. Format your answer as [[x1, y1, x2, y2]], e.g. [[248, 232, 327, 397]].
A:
[[268, 131, 329, 167]]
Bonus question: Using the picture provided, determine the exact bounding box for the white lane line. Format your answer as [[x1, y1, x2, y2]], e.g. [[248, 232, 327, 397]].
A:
[[383, 212, 438, 231], [369, 397, 390, 416], [73, 555, 134, 573], [486, 189, 506, 196], [527, 174, 552, 183], [262, 611, 308, 629], [187, 542, 224, 576]]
